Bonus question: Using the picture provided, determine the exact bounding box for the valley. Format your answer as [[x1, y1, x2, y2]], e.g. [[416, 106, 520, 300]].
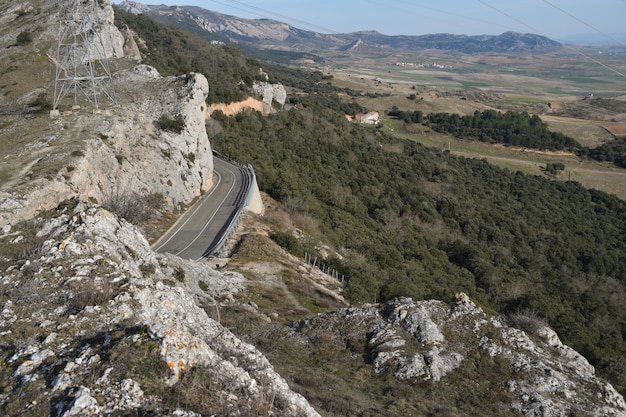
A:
[[312, 48, 626, 199]]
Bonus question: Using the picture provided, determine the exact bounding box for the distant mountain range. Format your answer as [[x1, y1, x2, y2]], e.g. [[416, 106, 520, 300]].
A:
[[116, 1, 563, 55]]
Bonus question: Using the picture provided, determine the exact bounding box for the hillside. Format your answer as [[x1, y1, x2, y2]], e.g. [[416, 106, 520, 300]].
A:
[[0, 1, 626, 416]]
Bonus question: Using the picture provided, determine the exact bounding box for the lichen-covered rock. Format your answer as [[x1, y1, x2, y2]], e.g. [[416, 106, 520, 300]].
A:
[[290, 295, 626, 417], [252, 82, 287, 106], [58, 386, 102, 417], [0, 206, 320, 416]]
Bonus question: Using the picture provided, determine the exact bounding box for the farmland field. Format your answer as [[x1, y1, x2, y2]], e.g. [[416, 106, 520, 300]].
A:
[[318, 48, 626, 200]]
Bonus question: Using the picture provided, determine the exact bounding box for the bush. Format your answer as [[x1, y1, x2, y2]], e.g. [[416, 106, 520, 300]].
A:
[[158, 114, 186, 133], [174, 266, 186, 282], [545, 162, 565, 175], [16, 31, 32, 45], [102, 189, 165, 225], [269, 231, 303, 257], [68, 280, 115, 314], [508, 310, 550, 334]]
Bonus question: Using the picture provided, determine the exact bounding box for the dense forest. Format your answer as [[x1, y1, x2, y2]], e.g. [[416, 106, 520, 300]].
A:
[[424, 109, 581, 151], [115, 11, 626, 395], [580, 136, 626, 168]]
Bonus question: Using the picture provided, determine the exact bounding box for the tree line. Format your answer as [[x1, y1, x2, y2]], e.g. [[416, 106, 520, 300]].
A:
[[390, 107, 626, 167], [424, 108, 580, 150]]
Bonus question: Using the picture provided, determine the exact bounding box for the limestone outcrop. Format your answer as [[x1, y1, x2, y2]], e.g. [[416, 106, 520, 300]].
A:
[[0, 67, 213, 226], [0, 204, 320, 416], [252, 82, 287, 107], [290, 294, 626, 417], [0, 0, 213, 227]]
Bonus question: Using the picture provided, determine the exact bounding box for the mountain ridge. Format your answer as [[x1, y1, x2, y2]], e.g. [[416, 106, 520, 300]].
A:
[[116, 0, 563, 55]]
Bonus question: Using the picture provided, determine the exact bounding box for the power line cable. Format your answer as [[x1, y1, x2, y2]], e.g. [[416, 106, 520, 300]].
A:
[[206, 0, 339, 34], [477, 0, 626, 79], [384, 0, 521, 34], [369, 0, 520, 34], [541, 0, 626, 47]]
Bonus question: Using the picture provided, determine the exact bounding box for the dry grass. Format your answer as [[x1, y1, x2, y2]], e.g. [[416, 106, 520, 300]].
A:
[[541, 116, 615, 147]]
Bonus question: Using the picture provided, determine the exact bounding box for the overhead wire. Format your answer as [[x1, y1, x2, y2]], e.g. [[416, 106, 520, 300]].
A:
[[203, 0, 626, 79], [205, 0, 339, 34], [383, 0, 520, 34], [541, 0, 626, 47], [477, 0, 626, 79]]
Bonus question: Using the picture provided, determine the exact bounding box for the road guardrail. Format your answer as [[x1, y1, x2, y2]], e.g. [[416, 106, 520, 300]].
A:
[[203, 153, 256, 257]]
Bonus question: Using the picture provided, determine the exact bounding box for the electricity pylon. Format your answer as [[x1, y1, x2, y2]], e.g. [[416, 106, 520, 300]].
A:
[[53, 0, 116, 110]]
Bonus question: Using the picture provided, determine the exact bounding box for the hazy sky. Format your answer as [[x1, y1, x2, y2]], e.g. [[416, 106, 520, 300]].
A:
[[117, 0, 626, 40]]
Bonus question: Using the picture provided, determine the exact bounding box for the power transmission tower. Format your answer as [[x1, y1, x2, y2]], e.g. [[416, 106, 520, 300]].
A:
[[53, 0, 116, 111]]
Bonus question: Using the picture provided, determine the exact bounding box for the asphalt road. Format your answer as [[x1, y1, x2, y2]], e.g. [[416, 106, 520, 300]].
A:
[[153, 156, 245, 260]]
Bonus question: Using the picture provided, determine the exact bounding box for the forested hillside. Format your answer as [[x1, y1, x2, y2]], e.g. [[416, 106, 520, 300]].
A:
[[115, 10, 626, 395], [210, 100, 626, 395]]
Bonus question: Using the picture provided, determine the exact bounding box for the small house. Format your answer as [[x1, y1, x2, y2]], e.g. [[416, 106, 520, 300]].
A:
[[355, 111, 380, 125]]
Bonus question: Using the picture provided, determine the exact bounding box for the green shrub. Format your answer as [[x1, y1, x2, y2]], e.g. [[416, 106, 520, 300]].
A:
[[269, 231, 303, 257], [16, 31, 32, 45], [158, 114, 186, 133], [545, 162, 565, 175]]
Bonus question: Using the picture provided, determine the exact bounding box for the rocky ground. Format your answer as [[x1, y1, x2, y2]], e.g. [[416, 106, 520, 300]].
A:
[[0, 201, 321, 416]]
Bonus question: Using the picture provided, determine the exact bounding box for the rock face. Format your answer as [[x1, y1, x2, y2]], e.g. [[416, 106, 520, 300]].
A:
[[252, 82, 287, 107], [120, 25, 142, 60], [0, 0, 214, 226], [89, 0, 125, 59], [0, 204, 320, 416], [290, 294, 626, 417], [0, 67, 214, 226], [93, 68, 214, 206]]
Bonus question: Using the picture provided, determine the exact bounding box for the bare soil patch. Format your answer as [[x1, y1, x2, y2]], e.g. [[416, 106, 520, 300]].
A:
[[599, 122, 626, 137]]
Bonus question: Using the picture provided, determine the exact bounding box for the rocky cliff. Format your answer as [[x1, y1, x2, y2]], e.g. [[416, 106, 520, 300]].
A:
[[0, 203, 320, 416], [0, 0, 213, 226]]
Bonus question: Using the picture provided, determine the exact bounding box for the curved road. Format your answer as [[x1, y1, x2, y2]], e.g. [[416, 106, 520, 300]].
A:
[[153, 156, 246, 260]]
